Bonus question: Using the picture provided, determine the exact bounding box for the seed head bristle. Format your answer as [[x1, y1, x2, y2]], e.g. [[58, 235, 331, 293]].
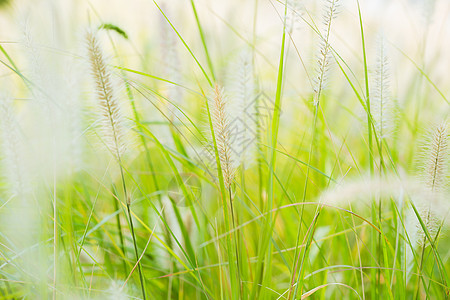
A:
[[226, 51, 257, 168], [313, 0, 340, 106], [372, 36, 394, 140], [286, 0, 303, 33], [211, 84, 236, 189], [423, 122, 448, 192], [411, 121, 449, 246], [86, 30, 126, 160]]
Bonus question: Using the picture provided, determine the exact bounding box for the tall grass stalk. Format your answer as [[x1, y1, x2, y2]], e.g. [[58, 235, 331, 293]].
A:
[[206, 84, 240, 298], [86, 30, 146, 300], [415, 122, 448, 299], [289, 1, 339, 298]]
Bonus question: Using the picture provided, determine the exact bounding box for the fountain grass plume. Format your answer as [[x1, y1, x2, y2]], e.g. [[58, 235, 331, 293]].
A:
[[226, 51, 257, 169], [286, 0, 303, 33], [421, 121, 448, 192], [372, 35, 395, 140], [210, 84, 237, 189], [86, 30, 126, 161], [414, 121, 449, 242], [313, 0, 340, 106]]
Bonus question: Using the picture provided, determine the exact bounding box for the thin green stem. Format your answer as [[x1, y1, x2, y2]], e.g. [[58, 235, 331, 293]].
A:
[[118, 155, 146, 300], [229, 187, 242, 299], [112, 187, 127, 275], [126, 203, 146, 300]]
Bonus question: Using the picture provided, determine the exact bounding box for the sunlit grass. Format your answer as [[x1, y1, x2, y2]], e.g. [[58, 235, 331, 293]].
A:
[[0, 0, 449, 299]]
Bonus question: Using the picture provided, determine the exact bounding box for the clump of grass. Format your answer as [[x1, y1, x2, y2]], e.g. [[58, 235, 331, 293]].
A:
[[2, 1, 450, 299]]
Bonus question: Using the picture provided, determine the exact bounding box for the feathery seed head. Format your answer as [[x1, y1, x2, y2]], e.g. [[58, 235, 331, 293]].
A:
[[320, 175, 450, 246], [313, 0, 340, 106], [210, 84, 237, 189], [408, 121, 450, 246], [371, 35, 394, 140], [321, 174, 449, 228], [286, 0, 303, 33], [324, 0, 340, 22], [421, 121, 448, 192], [86, 30, 126, 160], [407, 204, 440, 248], [226, 51, 258, 168]]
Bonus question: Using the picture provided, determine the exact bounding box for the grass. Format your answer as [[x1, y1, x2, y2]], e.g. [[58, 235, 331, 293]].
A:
[[0, 0, 449, 299]]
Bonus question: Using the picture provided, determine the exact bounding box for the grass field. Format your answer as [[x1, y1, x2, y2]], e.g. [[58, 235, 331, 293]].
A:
[[0, 0, 449, 299]]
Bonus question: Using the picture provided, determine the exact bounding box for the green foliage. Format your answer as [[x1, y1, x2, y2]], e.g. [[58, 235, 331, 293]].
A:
[[99, 23, 129, 40], [0, 0, 449, 299]]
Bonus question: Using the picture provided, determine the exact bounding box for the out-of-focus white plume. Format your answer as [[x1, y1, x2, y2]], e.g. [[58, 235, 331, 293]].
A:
[[371, 35, 395, 140], [226, 51, 258, 169], [159, 3, 183, 121]]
